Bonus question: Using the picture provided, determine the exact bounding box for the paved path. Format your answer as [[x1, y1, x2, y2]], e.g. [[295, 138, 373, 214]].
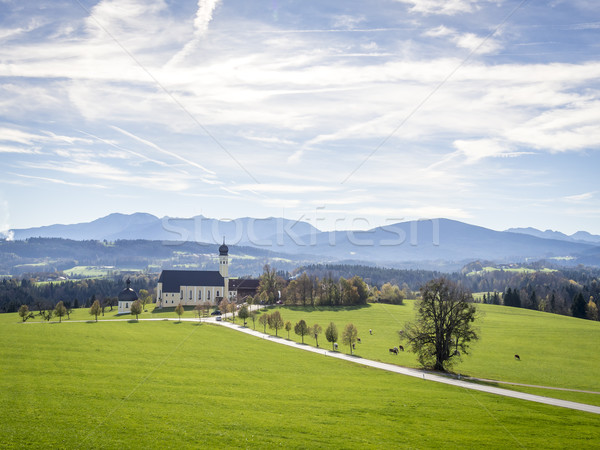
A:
[[214, 320, 600, 415], [25, 315, 600, 414]]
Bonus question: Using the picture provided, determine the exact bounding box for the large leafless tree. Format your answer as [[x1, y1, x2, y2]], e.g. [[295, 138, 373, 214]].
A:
[[401, 278, 478, 371]]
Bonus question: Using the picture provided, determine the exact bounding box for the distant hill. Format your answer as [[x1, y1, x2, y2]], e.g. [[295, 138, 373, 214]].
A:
[[11, 213, 320, 244], [506, 227, 600, 244], [7, 214, 600, 269]]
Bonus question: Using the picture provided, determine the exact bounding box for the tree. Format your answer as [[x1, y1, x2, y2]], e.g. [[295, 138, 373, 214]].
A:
[[175, 303, 184, 322], [202, 301, 212, 318], [342, 323, 358, 355], [587, 298, 598, 321], [258, 264, 284, 303], [400, 278, 478, 371], [220, 298, 230, 319], [259, 313, 269, 334], [40, 309, 54, 322], [571, 293, 587, 319], [250, 310, 258, 330], [379, 283, 404, 304], [285, 321, 292, 339], [229, 301, 237, 323], [130, 300, 142, 321], [267, 310, 284, 336], [312, 323, 323, 347], [54, 301, 67, 323], [238, 304, 249, 326], [138, 289, 152, 309], [65, 302, 74, 320], [18, 304, 34, 322], [325, 322, 338, 350], [89, 300, 101, 322], [294, 319, 309, 344], [194, 303, 203, 320]]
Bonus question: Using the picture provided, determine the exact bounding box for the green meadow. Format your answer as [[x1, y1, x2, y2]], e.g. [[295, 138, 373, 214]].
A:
[[248, 302, 600, 405], [1, 312, 599, 448]]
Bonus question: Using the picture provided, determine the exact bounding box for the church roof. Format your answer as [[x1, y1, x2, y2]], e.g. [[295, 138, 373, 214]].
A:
[[118, 278, 138, 302], [219, 240, 229, 256], [159, 270, 224, 292]]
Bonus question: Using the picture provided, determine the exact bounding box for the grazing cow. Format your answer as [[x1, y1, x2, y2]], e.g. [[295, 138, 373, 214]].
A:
[[398, 345, 404, 352], [389, 347, 398, 355], [369, 329, 373, 335], [352, 343, 356, 350], [334, 343, 338, 350], [514, 354, 520, 361], [357, 338, 362, 344]]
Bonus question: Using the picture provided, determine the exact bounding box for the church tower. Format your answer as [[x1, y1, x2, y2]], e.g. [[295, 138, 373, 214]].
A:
[[219, 238, 229, 297]]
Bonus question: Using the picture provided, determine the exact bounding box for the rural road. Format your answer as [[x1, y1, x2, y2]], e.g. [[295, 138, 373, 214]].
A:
[[28, 315, 600, 414], [213, 319, 600, 415]]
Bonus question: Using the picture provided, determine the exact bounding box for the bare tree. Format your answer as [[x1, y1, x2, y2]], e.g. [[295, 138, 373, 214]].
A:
[[400, 278, 478, 371], [312, 323, 323, 348]]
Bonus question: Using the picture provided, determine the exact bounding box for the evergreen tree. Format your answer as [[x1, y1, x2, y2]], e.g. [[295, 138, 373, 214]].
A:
[[571, 293, 587, 319]]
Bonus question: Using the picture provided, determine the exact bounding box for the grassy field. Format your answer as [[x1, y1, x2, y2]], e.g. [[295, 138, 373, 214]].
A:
[[64, 265, 141, 278], [1, 313, 599, 448], [18, 301, 600, 404], [246, 302, 600, 405], [467, 266, 557, 276]]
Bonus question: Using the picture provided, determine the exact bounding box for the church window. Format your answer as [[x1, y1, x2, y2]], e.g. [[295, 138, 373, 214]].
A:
[[216, 290, 220, 297], [207, 291, 211, 300]]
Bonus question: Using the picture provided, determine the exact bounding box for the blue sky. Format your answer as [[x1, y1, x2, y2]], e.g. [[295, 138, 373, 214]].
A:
[[1, 0, 599, 235]]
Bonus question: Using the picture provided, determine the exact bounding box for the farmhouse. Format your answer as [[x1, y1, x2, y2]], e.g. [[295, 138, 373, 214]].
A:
[[156, 241, 259, 307]]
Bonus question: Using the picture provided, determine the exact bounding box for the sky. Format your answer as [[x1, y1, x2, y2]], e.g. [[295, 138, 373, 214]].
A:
[[1, 0, 599, 235]]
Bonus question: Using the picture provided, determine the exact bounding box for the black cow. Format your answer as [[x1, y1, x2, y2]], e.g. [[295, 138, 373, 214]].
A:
[[389, 347, 398, 355], [398, 345, 404, 352], [357, 338, 362, 344], [514, 354, 520, 361]]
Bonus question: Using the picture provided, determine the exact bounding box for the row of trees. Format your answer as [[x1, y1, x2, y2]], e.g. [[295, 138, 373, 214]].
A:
[[257, 265, 404, 307], [250, 309, 359, 354]]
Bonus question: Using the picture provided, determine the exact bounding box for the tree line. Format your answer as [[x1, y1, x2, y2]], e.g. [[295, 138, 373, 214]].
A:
[[0, 275, 156, 313]]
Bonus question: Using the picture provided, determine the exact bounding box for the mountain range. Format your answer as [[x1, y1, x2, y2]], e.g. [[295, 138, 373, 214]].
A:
[[505, 227, 600, 244], [7, 213, 600, 268]]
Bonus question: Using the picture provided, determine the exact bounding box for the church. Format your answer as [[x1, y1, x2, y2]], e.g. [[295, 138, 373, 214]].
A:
[[156, 240, 259, 307]]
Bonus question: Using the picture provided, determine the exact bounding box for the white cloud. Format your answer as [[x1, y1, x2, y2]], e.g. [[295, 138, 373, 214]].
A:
[[451, 139, 530, 163], [395, 0, 500, 15], [563, 192, 595, 203], [110, 126, 217, 175], [424, 26, 502, 54], [168, 0, 221, 65], [332, 15, 365, 30]]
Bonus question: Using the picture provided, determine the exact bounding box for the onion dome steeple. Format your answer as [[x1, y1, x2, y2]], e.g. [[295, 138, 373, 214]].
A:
[[219, 237, 229, 256]]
